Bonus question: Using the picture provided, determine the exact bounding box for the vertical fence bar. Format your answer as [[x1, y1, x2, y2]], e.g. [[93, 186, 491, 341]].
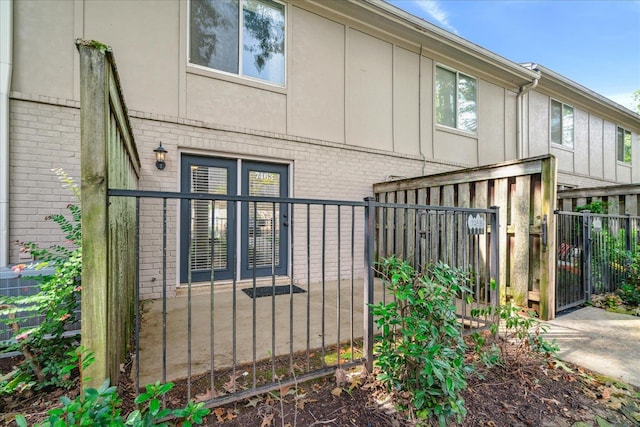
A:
[[161, 198, 167, 397], [186, 198, 193, 401], [289, 203, 294, 373], [583, 211, 592, 300], [364, 197, 375, 373], [350, 205, 355, 362], [209, 201, 216, 393], [134, 197, 141, 392], [489, 206, 500, 307], [231, 201, 237, 392], [271, 202, 277, 381], [306, 204, 311, 372], [321, 204, 326, 366], [337, 205, 341, 368], [252, 201, 257, 389]]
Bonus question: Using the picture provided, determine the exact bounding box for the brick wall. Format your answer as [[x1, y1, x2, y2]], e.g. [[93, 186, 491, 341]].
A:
[[9, 98, 81, 263], [8, 94, 466, 299]]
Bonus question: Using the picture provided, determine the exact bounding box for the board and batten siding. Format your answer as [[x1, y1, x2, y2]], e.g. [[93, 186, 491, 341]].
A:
[[12, 0, 518, 169], [526, 91, 640, 186]]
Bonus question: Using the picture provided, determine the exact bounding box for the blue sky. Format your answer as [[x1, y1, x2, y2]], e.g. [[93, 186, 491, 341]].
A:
[[387, 0, 640, 111]]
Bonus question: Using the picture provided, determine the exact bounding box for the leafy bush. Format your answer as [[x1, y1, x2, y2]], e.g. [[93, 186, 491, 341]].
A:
[[575, 200, 606, 214], [471, 302, 558, 370], [370, 257, 471, 426], [1, 170, 82, 394], [618, 251, 640, 308], [14, 379, 210, 427], [618, 283, 640, 307]]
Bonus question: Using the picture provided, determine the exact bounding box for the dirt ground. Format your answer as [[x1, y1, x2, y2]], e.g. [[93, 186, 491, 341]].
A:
[[4, 344, 640, 427]]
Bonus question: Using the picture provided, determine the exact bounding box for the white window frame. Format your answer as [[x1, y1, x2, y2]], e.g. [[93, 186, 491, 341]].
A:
[[617, 126, 632, 164], [435, 64, 478, 134], [550, 99, 574, 148], [187, 0, 287, 87]]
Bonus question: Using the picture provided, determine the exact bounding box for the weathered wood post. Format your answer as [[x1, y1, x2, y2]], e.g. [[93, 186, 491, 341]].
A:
[[77, 39, 140, 387], [539, 156, 557, 320], [78, 41, 110, 387]]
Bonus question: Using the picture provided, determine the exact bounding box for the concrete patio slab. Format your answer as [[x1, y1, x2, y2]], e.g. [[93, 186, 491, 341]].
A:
[[543, 307, 640, 388]]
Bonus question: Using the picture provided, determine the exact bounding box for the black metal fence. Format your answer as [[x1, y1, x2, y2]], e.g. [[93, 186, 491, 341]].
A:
[[108, 189, 500, 409], [555, 210, 640, 312]]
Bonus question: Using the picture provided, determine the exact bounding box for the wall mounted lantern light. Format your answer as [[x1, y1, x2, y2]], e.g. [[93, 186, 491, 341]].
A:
[[154, 142, 167, 170]]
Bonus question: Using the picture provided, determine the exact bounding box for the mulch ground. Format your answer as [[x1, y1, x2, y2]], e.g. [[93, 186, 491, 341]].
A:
[[4, 345, 639, 427]]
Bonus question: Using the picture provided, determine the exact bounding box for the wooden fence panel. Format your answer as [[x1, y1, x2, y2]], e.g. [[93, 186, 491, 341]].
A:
[[78, 40, 141, 387], [558, 184, 640, 216], [373, 155, 557, 319]]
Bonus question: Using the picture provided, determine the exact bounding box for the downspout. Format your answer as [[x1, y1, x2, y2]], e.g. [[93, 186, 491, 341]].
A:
[[516, 68, 539, 159], [0, 0, 12, 267], [418, 45, 427, 175]]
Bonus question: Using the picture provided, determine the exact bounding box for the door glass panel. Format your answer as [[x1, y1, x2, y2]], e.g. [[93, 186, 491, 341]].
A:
[[247, 170, 280, 268], [190, 165, 228, 271]]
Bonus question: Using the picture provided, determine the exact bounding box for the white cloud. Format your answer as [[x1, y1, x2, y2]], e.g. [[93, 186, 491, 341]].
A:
[[413, 0, 458, 34]]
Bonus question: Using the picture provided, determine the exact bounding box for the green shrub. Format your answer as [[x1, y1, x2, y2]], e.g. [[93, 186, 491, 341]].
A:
[[370, 257, 471, 426], [471, 302, 558, 370], [1, 170, 82, 394], [618, 283, 640, 307], [14, 379, 210, 427]]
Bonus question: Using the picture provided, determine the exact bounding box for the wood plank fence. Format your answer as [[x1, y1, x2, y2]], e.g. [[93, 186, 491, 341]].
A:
[[78, 40, 141, 386], [373, 155, 557, 320], [558, 184, 640, 215]]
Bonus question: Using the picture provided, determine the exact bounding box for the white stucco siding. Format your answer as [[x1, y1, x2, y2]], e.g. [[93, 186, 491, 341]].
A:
[[392, 46, 420, 156], [573, 109, 589, 176], [588, 115, 604, 179], [288, 7, 345, 144], [346, 29, 393, 151], [478, 80, 507, 165], [419, 56, 434, 159], [504, 90, 518, 160], [433, 129, 477, 165], [551, 147, 573, 173], [603, 122, 617, 181], [12, 1, 75, 99], [186, 73, 287, 134], [527, 91, 549, 157], [83, 0, 181, 117]]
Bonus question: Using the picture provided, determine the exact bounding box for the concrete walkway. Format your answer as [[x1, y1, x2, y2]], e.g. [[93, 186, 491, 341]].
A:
[[543, 307, 640, 388]]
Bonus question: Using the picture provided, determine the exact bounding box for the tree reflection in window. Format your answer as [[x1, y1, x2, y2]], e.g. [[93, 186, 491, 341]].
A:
[[617, 127, 632, 163], [550, 100, 574, 147], [435, 65, 477, 132], [190, 0, 285, 84]]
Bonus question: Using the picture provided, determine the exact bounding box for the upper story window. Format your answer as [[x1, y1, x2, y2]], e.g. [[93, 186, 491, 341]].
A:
[[550, 100, 574, 147], [189, 0, 285, 85], [435, 65, 477, 133], [617, 127, 632, 163]]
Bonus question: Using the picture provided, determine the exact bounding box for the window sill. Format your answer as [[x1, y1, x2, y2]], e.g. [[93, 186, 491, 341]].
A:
[[616, 161, 632, 167], [187, 64, 287, 95], [550, 143, 574, 153], [435, 124, 478, 139]]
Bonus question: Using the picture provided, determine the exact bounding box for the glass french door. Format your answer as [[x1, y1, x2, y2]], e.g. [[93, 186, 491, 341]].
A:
[[180, 155, 288, 283], [241, 162, 289, 279]]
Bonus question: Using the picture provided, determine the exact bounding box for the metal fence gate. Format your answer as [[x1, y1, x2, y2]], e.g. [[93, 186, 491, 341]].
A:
[[109, 189, 500, 409], [555, 210, 640, 312]]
